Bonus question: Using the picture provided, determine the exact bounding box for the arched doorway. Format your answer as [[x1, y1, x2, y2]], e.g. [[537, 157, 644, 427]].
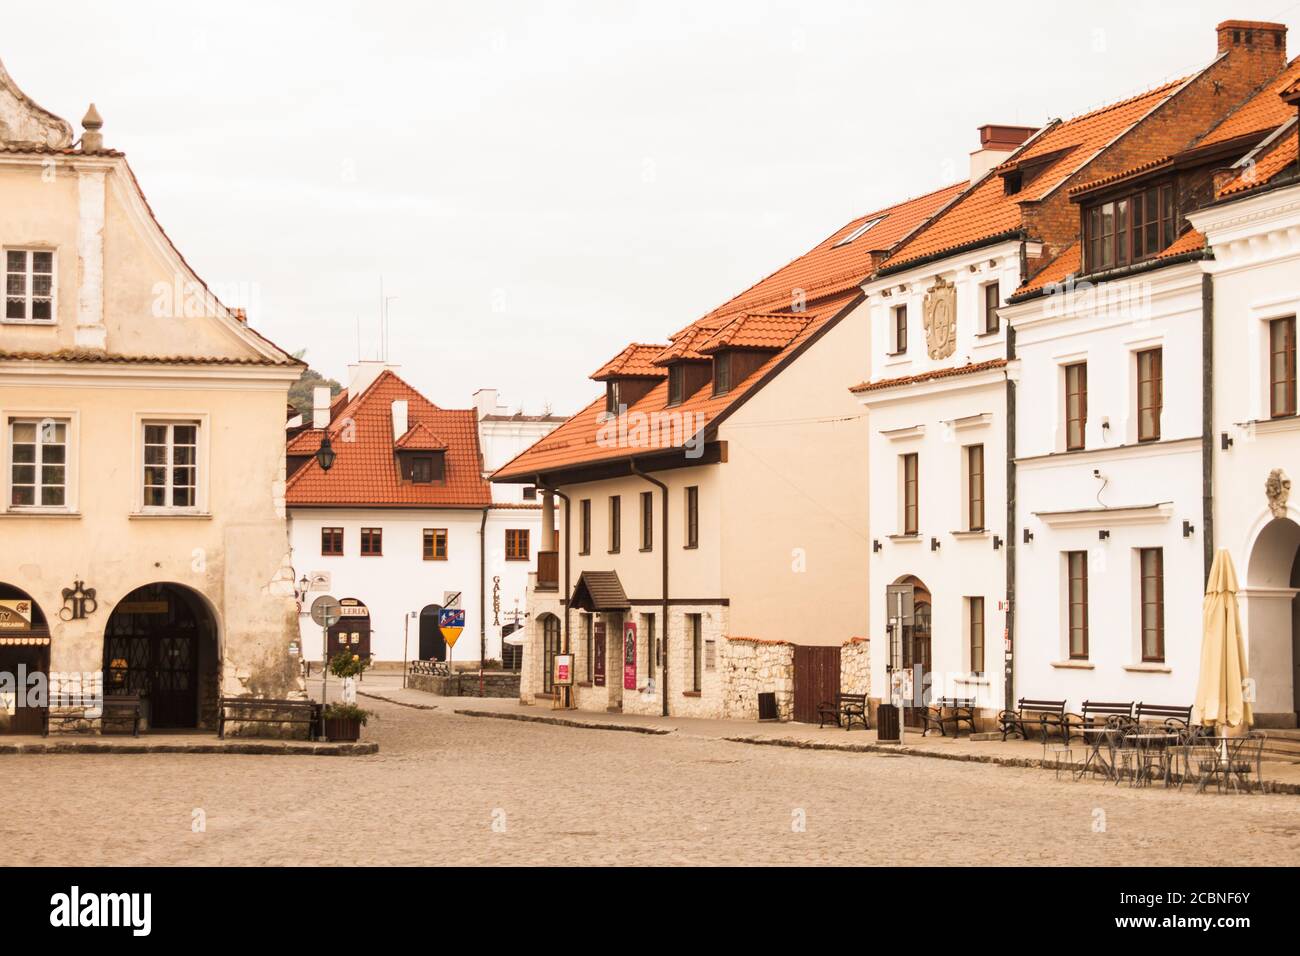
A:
[[327, 598, 371, 661], [886, 575, 933, 728], [418, 604, 445, 661], [102, 583, 217, 730], [0, 583, 50, 735], [538, 614, 561, 694], [1246, 518, 1300, 725]]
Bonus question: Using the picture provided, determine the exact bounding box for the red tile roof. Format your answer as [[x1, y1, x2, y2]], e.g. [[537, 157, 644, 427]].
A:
[[286, 370, 491, 508], [651, 324, 715, 365], [1196, 57, 1300, 148], [494, 183, 966, 480], [1012, 228, 1206, 300], [1217, 127, 1299, 196], [697, 313, 811, 354], [0, 349, 290, 367], [884, 79, 1187, 270], [850, 359, 1008, 394], [591, 343, 669, 380], [394, 421, 449, 451]]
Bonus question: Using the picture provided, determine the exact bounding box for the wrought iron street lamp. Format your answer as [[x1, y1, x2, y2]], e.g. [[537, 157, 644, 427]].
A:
[[316, 434, 336, 472]]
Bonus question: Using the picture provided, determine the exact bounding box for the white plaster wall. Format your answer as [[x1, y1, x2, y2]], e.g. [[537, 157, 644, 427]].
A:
[[1191, 183, 1300, 724]]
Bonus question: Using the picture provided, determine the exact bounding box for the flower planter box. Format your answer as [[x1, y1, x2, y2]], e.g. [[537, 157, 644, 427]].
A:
[[323, 716, 361, 742]]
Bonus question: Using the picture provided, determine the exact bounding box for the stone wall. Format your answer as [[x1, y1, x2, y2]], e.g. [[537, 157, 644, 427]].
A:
[[841, 637, 870, 696], [408, 671, 520, 698], [720, 637, 794, 721]]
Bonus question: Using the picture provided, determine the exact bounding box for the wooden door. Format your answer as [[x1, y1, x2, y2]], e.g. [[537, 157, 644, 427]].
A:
[[792, 645, 841, 724]]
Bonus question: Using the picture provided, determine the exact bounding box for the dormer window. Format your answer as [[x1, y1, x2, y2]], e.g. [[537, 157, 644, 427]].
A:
[[1083, 183, 1176, 273], [712, 353, 732, 396], [668, 365, 684, 406], [399, 451, 445, 484], [5, 249, 54, 322], [606, 380, 621, 414]]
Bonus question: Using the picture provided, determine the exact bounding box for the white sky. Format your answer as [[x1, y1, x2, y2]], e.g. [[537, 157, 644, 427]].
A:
[[6, 0, 1298, 413]]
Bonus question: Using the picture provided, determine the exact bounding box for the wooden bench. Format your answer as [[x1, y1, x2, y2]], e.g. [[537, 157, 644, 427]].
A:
[[818, 693, 869, 731], [1067, 700, 1135, 741], [1135, 702, 1194, 733], [218, 697, 321, 740], [920, 697, 978, 737], [997, 698, 1068, 742], [43, 694, 141, 737]]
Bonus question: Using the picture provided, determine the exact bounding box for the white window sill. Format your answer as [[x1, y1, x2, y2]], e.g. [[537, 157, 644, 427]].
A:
[[0, 319, 57, 327], [1050, 660, 1095, 669], [1123, 662, 1171, 673], [950, 530, 990, 538], [129, 511, 212, 520], [955, 675, 990, 686], [2, 508, 80, 518], [887, 533, 923, 542]]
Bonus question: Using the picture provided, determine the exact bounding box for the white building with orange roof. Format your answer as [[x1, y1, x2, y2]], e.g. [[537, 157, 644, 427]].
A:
[[493, 182, 964, 720], [1003, 27, 1298, 726], [852, 20, 1288, 730], [285, 363, 563, 671], [1189, 51, 1300, 729]]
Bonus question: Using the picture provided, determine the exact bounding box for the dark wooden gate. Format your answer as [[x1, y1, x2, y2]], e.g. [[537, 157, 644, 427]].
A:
[[792, 645, 841, 724]]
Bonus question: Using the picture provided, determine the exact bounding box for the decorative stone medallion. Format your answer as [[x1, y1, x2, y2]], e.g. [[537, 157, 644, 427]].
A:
[[923, 277, 958, 359], [1266, 468, 1291, 519]]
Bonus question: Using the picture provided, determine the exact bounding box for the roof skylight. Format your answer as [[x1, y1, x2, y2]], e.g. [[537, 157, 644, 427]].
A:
[[833, 215, 886, 247]]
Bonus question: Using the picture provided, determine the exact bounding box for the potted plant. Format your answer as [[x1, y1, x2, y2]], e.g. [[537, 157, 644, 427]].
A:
[[321, 702, 372, 742], [327, 650, 370, 705]]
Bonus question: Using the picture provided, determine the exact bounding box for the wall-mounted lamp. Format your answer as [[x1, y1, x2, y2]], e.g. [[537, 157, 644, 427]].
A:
[[1098, 529, 1110, 541], [316, 434, 337, 472], [872, 539, 882, 553], [1221, 432, 1234, 451], [1023, 528, 1034, 544], [930, 537, 941, 551], [992, 535, 1003, 550], [1183, 520, 1196, 538]]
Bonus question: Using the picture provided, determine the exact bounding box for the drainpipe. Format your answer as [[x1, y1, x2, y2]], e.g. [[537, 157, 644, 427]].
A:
[[1202, 273, 1215, 585], [1005, 246, 1025, 714], [630, 458, 670, 717], [537, 476, 572, 655]]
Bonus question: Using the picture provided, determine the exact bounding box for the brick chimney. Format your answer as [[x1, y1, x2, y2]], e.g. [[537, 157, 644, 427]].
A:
[[970, 124, 1037, 182], [1216, 20, 1287, 73]]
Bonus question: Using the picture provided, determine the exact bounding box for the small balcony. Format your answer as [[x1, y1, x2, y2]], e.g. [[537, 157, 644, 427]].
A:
[[536, 550, 559, 591]]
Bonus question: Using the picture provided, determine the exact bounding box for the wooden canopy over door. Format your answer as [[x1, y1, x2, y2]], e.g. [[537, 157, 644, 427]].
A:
[[792, 645, 841, 724]]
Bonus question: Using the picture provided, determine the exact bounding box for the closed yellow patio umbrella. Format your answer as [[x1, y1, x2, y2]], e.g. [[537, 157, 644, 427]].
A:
[[1194, 549, 1253, 732]]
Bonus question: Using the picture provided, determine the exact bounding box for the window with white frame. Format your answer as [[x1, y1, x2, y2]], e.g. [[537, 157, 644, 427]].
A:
[[142, 422, 199, 509], [5, 250, 54, 322], [9, 418, 67, 508]]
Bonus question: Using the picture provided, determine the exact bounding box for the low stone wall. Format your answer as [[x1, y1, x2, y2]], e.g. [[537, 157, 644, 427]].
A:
[[841, 637, 870, 696], [407, 671, 521, 698], [720, 637, 794, 721]]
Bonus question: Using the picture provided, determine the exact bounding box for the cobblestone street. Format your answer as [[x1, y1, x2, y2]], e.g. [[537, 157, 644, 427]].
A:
[[2, 692, 1298, 867]]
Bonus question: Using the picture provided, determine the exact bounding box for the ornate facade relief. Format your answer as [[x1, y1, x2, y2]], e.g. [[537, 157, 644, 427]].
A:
[[1266, 468, 1291, 519], [0, 57, 74, 149], [922, 277, 957, 359]]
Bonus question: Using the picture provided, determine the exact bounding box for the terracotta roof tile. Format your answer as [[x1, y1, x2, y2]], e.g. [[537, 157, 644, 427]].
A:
[[394, 421, 449, 451], [286, 370, 491, 508], [1015, 242, 1082, 297], [0, 348, 293, 367], [1217, 127, 1299, 196], [590, 343, 669, 381], [1197, 57, 1300, 148], [850, 359, 1008, 394], [1158, 228, 1207, 257], [885, 79, 1187, 270], [697, 313, 811, 354], [651, 325, 716, 365], [494, 182, 965, 480]]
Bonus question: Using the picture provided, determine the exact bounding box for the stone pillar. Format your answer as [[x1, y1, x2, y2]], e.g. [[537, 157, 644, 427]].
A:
[[74, 165, 107, 350]]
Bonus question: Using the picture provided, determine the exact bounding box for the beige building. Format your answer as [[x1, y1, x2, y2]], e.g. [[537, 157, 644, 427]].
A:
[[493, 186, 962, 720], [0, 59, 303, 733]]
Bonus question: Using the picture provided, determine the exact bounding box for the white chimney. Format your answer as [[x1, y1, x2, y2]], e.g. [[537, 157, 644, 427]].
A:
[[312, 386, 332, 429], [969, 124, 1037, 183], [473, 387, 503, 420], [391, 400, 409, 442], [347, 360, 400, 400]]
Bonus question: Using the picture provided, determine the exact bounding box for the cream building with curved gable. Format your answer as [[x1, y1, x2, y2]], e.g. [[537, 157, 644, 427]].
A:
[[0, 58, 303, 733]]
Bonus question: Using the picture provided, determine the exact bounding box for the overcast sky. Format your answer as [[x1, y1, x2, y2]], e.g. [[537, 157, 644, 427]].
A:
[[6, 0, 1298, 412]]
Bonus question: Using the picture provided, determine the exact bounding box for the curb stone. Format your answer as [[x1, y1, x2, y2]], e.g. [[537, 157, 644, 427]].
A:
[[455, 709, 673, 735]]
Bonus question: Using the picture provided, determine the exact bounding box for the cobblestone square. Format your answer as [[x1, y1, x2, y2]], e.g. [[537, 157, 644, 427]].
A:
[[4, 691, 1299, 867]]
